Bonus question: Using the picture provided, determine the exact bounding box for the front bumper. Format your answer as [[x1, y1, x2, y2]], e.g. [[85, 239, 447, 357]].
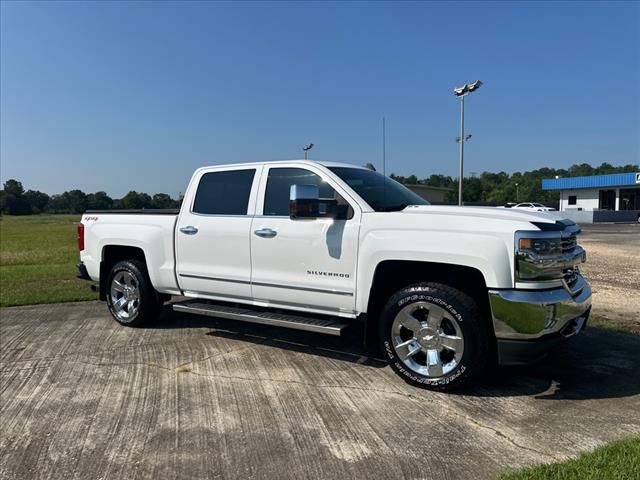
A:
[[488, 275, 592, 365]]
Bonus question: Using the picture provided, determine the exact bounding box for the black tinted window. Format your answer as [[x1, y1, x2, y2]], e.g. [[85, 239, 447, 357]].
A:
[[193, 169, 255, 215], [264, 168, 337, 216]]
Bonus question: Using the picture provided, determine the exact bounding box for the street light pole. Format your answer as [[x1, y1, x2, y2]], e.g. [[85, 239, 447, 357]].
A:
[[458, 94, 465, 206], [303, 143, 314, 160], [453, 80, 482, 206]]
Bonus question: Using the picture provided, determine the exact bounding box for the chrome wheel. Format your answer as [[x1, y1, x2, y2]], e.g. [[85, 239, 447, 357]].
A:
[[109, 271, 140, 322], [391, 301, 464, 378]]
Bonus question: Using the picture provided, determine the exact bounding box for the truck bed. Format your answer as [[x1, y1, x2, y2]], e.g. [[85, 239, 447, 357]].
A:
[[85, 209, 180, 215]]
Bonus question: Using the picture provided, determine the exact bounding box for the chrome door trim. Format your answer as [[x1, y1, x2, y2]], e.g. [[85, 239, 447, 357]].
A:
[[178, 273, 353, 296], [253, 280, 353, 296], [179, 273, 250, 285]]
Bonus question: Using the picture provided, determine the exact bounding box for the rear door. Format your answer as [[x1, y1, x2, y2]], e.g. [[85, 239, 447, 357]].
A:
[[175, 166, 261, 301]]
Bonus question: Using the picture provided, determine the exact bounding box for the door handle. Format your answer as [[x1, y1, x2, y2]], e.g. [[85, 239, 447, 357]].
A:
[[179, 225, 198, 235], [254, 228, 277, 238]]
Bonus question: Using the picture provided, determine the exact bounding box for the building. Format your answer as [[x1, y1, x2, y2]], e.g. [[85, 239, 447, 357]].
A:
[[404, 184, 453, 204], [541, 172, 640, 223]]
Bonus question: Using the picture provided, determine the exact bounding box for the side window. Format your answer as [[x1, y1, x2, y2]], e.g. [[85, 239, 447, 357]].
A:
[[263, 168, 339, 216], [193, 169, 255, 215]]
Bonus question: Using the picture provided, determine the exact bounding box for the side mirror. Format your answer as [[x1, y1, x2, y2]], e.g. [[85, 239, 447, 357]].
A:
[[289, 184, 320, 219]]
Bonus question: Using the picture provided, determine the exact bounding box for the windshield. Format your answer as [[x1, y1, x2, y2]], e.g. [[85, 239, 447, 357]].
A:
[[328, 167, 429, 212]]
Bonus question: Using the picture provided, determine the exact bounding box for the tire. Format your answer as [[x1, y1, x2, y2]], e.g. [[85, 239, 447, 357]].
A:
[[379, 282, 489, 391], [106, 259, 162, 327]]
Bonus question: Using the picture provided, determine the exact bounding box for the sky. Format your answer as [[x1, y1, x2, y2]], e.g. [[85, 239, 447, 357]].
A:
[[1, 1, 639, 198]]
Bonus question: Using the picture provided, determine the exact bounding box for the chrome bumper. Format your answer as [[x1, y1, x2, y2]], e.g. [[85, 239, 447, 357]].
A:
[[488, 275, 592, 341]]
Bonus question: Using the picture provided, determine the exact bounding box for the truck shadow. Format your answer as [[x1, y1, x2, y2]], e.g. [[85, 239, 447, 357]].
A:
[[473, 328, 640, 401], [156, 307, 640, 401]]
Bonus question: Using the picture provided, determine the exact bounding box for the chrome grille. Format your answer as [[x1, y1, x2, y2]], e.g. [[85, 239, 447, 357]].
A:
[[561, 234, 577, 253]]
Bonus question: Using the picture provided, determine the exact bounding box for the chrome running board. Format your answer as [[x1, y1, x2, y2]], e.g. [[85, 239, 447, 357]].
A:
[[173, 301, 348, 336]]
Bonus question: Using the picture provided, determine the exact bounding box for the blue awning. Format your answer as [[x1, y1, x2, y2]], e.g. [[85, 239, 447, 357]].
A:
[[542, 172, 639, 190]]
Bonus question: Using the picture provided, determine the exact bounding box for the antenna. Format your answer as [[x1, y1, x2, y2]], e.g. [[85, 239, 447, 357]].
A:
[[382, 116, 386, 177], [382, 116, 387, 207]]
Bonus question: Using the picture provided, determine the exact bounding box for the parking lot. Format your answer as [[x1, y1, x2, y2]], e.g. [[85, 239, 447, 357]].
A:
[[579, 223, 640, 332], [1, 223, 639, 480]]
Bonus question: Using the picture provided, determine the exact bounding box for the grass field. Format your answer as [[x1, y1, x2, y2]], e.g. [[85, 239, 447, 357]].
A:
[[0, 215, 97, 307], [499, 437, 640, 480]]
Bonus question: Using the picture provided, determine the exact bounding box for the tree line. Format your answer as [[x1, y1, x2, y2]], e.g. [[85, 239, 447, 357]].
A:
[[390, 162, 639, 204], [0, 179, 182, 215], [1, 161, 637, 215]]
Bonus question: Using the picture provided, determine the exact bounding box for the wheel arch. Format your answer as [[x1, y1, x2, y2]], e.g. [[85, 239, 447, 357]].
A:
[[362, 260, 495, 348], [99, 245, 147, 300]]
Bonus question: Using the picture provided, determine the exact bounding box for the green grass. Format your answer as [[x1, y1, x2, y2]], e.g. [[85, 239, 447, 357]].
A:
[[0, 215, 98, 307], [499, 437, 640, 480]]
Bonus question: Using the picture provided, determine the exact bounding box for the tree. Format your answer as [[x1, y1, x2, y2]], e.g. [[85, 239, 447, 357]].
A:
[[86, 191, 113, 210], [60, 190, 87, 214], [151, 193, 177, 209], [0, 179, 31, 215], [406, 175, 419, 185], [46, 194, 69, 213], [24, 190, 50, 213], [120, 191, 152, 209]]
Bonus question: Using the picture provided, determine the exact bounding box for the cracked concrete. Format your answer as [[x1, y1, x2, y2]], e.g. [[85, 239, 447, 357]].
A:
[[1, 301, 639, 479]]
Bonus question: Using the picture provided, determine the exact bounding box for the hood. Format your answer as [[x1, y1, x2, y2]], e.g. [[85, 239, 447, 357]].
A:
[[402, 205, 566, 225]]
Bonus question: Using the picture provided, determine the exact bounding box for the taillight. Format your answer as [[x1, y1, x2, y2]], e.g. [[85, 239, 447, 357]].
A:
[[77, 223, 85, 251]]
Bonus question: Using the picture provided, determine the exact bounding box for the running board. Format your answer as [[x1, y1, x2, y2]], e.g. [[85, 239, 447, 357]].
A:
[[172, 301, 348, 336]]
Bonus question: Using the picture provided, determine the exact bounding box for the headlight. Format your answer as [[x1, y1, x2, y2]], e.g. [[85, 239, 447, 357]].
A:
[[518, 237, 562, 256], [515, 231, 585, 283]]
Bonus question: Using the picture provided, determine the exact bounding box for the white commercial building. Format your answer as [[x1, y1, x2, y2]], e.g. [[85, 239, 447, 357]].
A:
[[542, 172, 640, 212]]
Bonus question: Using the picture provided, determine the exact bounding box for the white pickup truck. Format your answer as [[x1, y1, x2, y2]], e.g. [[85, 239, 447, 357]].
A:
[[78, 160, 591, 390]]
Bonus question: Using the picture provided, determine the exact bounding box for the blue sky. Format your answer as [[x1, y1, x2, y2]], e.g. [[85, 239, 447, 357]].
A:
[[1, 1, 639, 197]]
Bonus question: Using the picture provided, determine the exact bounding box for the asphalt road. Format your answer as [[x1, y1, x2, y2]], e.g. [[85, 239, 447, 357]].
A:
[[1, 302, 639, 480], [580, 222, 640, 243]]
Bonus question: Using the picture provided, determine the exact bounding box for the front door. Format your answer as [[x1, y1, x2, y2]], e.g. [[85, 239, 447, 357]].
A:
[[176, 166, 261, 301], [250, 165, 359, 316]]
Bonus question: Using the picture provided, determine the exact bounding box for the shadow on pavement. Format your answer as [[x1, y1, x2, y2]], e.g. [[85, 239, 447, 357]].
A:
[[474, 328, 640, 401], [152, 306, 640, 400]]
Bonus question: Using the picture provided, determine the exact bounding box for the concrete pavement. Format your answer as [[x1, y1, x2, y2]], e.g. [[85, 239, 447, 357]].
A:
[[1, 301, 639, 479]]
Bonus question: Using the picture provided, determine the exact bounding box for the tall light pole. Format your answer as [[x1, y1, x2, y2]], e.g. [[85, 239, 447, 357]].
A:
[[303, 143, 314, 160], [453, 80, 482, 206]]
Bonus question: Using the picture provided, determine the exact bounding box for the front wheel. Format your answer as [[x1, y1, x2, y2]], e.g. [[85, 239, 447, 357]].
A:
[[106, 260, 162, 327], [379, 283, 489, 391]]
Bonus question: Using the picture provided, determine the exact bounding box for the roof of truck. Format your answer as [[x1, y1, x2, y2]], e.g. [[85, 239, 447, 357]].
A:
[[196, 160, 369, 171]]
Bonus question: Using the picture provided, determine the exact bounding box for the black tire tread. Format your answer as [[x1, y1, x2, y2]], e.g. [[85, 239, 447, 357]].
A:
[[106, 259, 162, 327], [379, 282, 489, 392]]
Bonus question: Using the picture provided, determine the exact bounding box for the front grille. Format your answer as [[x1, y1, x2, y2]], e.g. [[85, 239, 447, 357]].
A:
[[561, 234, 577, 253], [563, 268, 579, 287]]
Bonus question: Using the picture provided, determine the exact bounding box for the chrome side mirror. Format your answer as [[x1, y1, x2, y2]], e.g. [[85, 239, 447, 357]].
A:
[[289, 184, 320, 219]]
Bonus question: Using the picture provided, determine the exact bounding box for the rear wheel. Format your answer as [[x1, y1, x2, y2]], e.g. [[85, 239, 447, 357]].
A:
[[106, 260, 162, 327], [379, 282, 489, 391]]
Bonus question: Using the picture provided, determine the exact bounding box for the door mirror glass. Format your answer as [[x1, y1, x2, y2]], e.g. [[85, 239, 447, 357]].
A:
[[289, 184, 320, 219]]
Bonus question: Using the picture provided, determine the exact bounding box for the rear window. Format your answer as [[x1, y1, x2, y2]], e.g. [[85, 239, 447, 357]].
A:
[[192, 169, 255, 215]]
